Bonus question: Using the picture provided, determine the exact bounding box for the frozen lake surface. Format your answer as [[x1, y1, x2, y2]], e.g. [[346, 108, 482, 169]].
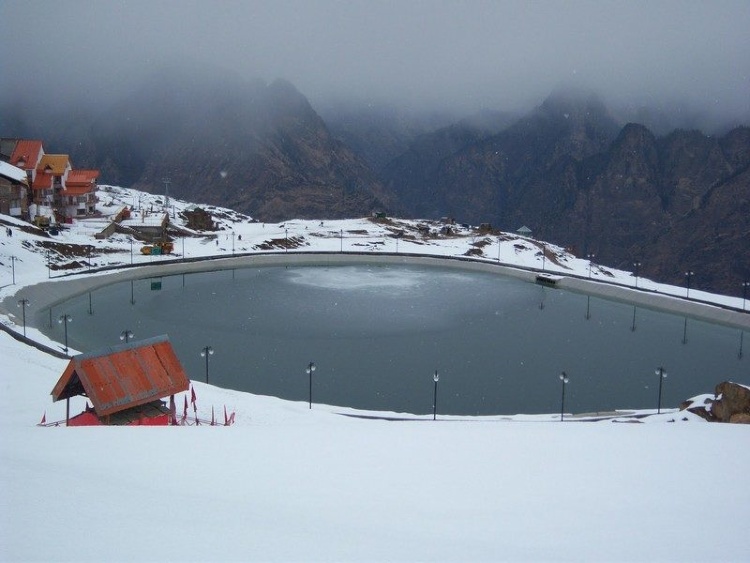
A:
[[37, 263, 747, 415]]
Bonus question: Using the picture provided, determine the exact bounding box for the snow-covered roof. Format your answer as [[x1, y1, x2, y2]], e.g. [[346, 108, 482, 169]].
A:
[[0, 160, 28, 183], [121, 213, 168, 228]]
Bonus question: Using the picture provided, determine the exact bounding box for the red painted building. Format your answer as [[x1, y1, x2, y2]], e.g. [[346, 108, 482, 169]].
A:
[[51, 335, 190, 426]]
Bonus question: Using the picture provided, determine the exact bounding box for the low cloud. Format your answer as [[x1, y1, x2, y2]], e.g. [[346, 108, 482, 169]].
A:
[[2, 0, 749, 123]]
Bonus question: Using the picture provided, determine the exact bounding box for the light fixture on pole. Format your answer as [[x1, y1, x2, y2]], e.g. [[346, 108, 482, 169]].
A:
[[17, 298, 30, 337], [742, 281, 749, 311], [685, 271, 694, 299], [201, 346, 214, 384], [58, 314, 72, 354], [587, 254, 595, 279], [306, 361, 316, 409], [655, 367, 668, 414], [633, 261, 642, 288], [559, 371, 569, 421], [10, 255, 16, 284], [130, 238, 134, 264], [119, 329, 134, 344], [340, 229, 343, 253], [432, 370, 440, 420]]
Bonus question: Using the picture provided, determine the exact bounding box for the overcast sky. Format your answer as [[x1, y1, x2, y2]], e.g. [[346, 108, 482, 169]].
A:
[[2, 0, 749, 120]]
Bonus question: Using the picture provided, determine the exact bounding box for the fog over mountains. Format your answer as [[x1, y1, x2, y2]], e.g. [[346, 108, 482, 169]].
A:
[[2, 66, 748, 296]]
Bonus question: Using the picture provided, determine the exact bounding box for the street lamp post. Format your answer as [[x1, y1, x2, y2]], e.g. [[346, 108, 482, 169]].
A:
[[587, 254, 595, 279], [340, 229, 343, 253], [655, 367, 668, 414], [232, 232, 235, 255], [541, 244, 546, 271], [58, 314, 72, 354], [559, 371, 569, 421], [17, 298, 30, 337], [685, 271, 694, 299], [201, 346, 214, 384], [742, 281, 749, 311], [119, 329, 134, 344], [432, 370, 440, 420], [285, 228, 289, 252], [306, 362, 316, 409], [633, 261, 642, 288], [10, 255, 15, 284], [130, 238, 133, 264]]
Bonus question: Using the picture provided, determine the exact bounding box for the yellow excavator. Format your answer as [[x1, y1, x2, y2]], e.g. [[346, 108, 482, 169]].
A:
[[140, 241, 174, 255]]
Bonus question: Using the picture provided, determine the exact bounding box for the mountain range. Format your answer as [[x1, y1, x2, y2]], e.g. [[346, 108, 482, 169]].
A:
[[1, 68, 748, 295]]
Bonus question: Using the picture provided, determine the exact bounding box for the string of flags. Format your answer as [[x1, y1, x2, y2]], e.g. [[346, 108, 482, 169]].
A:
[[170, 385, 235, 426], [39, 385, 236, 426]]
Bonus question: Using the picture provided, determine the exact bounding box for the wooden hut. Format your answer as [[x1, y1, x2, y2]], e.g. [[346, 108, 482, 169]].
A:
[[50, 335, 189, 426]]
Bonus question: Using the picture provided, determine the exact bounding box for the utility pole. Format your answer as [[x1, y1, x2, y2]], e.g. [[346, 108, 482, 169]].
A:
[[162, 177, 171, 212]]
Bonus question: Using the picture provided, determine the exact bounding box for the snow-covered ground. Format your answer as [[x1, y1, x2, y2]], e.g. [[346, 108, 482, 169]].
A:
[[1, 186, 748, 561]]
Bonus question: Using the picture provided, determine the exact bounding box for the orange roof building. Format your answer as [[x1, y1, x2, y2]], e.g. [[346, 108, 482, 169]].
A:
[[9, 139, 44, 171], [36, 154, 71, 176], [63, 169, 99, 195], [51, 335, 190, 426]]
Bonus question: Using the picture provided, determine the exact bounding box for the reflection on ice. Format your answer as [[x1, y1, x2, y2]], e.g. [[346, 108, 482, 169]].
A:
[[287, 266, 428, 292]]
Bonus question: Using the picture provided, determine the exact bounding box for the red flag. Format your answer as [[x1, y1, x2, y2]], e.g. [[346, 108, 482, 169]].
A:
[[190, 386, 196, 404], [40, 412, 46, 425], [211, 406, 215, 426], [223, 405, 228, 426]]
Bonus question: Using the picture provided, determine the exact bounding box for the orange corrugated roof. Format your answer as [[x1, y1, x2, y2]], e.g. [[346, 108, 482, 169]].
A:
[[51, 335, 190, 417], [66, 169, 99, 187], [37, 154, 71, 175], [60, 185, 93, 196], [32, 173, 53, 189], [9, 139, 44, 169]]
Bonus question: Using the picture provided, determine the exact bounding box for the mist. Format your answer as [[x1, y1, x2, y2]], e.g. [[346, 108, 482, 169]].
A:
[[2, 0, 749, 127]]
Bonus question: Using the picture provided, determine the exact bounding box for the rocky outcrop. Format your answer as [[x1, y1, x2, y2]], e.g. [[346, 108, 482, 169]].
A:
[[711, 381, 750, 423], [681, 381, 750, 423]]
